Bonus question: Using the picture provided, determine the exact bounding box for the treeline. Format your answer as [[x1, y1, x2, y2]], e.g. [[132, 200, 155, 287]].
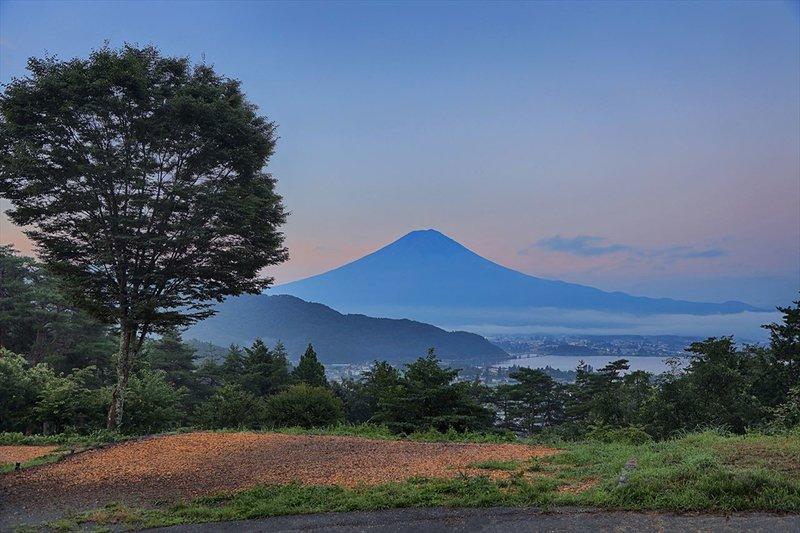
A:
[[337, 305, 799, 439], [1, 247, 798, 439], [0, 338, 342, 435], [2, 303, 798, 440]]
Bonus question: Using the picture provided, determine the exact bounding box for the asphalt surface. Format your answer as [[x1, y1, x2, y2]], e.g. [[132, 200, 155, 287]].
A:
[[153, 507, 800, 532]]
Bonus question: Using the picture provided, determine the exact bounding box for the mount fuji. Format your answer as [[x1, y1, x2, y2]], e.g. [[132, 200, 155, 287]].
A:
[[272, 229, 761, 325]]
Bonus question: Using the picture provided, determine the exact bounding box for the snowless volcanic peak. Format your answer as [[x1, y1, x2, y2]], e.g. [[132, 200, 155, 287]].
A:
[[273, 229, 760, 318]]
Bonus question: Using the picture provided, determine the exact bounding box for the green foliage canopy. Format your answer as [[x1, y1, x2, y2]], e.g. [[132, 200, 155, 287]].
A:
[[292, 343, 328, 388], [374, 349, 493, 434], [263, 384, 344, 429], [0, 45, 288, 428], [0, 246, 115, 374]]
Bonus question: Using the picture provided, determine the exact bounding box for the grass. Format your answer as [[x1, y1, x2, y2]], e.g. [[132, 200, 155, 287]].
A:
[[467, 459, 521, 471], [39, 430, 799, 531], [543, 431, 799, 511], [0, 452, 65, 474], [0, 430, 125, 447], [0, 430, 129, 475], [0, 423, 517, 450], [267, 423, 519, 443]]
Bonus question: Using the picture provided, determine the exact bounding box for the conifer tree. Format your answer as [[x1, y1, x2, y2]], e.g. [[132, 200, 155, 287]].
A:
[[763, 299, 800, 403], [502, 367, 564, 433], [222, 345, 245, 378], [242, 339, 291, 396], [145, 328, 195, 389], [375, 348, 491, 433], [292, 343, 328, 388]]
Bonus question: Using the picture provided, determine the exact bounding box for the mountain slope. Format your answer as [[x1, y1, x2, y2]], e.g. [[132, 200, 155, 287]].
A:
[[185, 294, 507, 363], [274, 229, 760, 319]]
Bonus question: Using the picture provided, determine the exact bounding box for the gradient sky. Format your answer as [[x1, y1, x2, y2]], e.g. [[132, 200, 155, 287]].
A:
[[1, 1, 798, 308]]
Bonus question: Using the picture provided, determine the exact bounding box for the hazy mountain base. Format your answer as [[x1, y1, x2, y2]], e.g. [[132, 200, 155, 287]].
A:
[[352, 306, 779, 341]]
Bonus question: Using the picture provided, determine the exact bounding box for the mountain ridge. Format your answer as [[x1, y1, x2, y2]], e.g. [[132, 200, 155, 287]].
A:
[[185, 294, 508, 363]]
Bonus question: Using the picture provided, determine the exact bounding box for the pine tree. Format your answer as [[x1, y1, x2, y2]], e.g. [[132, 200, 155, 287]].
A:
[[242, 339, 291, 396], [145, 328, 196, 389], [292, 344, 328, 388], [375, 348, 492, 433], [222, 345, 245, 378], [764, 299, 800, 402], [502, 367, 563, 433], [272, 341, 291, 376], [361, 360, 401, 415], [0, 246, 115, 374]]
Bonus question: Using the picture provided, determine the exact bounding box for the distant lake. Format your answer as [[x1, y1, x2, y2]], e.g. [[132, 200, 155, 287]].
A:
[[496, 354, 687, 374]]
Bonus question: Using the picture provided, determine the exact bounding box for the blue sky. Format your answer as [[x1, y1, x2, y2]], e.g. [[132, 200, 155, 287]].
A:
[[1, 1, 798, 308]]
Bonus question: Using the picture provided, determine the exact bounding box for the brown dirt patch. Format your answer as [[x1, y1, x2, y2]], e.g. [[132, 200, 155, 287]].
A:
[[557, 477, 599, 494], [0, 432, 558, 514], [0, 445, 59, 465], [719, 440, 800, 476]]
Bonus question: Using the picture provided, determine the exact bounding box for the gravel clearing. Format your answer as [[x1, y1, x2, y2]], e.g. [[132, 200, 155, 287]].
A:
[[0, 431, 557, 525], [0, 445, 59, 464]]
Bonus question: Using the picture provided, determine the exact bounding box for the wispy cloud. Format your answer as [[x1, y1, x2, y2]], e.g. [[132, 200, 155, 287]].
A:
[[660, 246, 727, 260], [523, 235, 728, 262], [529, 235, 633, 257]]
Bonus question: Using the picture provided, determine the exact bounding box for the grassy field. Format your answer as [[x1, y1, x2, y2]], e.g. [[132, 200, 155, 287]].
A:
[[31, 429, 798, 530]]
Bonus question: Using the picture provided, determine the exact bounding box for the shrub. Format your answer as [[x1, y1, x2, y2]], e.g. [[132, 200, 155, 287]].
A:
[[35, 366, 109, 433], [264, 384, 344, 428], [194, 383, 265, 429], [585, 425, 653, 445], [768, 386, 800, 431], [0, 350, 58, 432], [121, 369, 186, 434]]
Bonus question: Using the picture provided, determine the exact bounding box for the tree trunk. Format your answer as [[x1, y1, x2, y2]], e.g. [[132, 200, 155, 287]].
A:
[[30, 328, 46, 364], [107, 323, 135, 430]]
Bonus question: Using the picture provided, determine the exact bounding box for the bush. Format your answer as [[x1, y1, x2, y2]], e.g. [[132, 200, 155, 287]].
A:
[[194, 383, 265, 429], [35, 366, 107, 433], [407, 426, 517, 443], [264, 384, 344, 428], [121, 369, 186, 434], [585, 425, 653, 445], [0, 429, 124, 446], [768, 386, 800, 431], [0, 350, 55, 432]]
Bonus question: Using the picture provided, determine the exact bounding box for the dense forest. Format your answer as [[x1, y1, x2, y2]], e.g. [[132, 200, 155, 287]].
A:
[[2, 246, 797, 440]]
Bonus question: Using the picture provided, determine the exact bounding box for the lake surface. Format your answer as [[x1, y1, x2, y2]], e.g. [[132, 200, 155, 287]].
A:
[[496, 354, 687, 374]]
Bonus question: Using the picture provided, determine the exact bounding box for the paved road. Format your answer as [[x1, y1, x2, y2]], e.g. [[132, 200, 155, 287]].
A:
[[154, 507, 800, 532]]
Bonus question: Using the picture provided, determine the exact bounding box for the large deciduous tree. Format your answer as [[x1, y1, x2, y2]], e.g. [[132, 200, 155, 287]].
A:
[[0, 45, 287, 429]]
